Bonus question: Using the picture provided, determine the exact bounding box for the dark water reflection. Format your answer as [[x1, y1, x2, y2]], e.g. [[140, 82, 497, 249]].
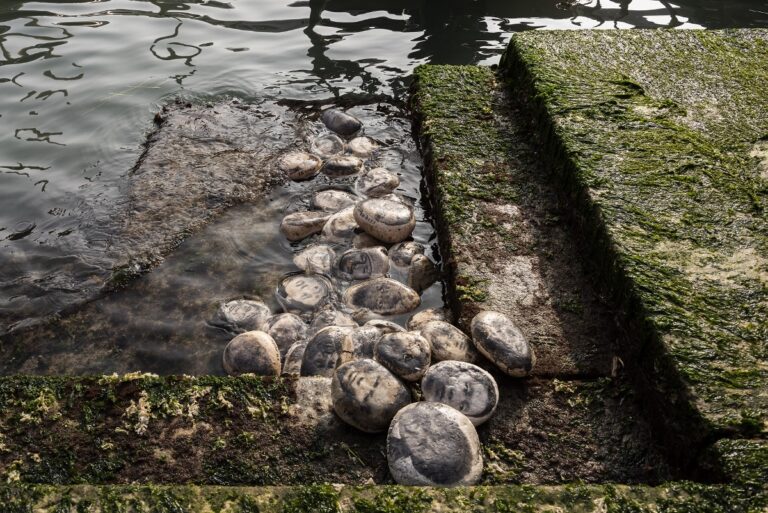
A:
[[1, 0, 767, 371]]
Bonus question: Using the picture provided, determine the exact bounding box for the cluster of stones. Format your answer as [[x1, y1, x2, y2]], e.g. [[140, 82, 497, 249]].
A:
[[214, 109, 535, 487]]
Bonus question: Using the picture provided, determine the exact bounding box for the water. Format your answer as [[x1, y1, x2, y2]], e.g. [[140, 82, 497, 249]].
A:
[[1, 0, 767, 373]]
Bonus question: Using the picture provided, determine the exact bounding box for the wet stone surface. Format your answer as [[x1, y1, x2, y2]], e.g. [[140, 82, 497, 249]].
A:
[[374, 331, 431, 382], [422, 361, 499, 426], [472, 311, 535, 378]]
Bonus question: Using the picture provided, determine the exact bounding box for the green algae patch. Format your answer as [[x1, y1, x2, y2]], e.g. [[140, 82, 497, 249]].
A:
[[500, 30, 767, 439], [0, 483, 765, 512], [700, 439, 768, 488]]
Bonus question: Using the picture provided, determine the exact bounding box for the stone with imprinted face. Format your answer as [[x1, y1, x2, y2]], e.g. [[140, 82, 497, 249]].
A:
[[321, 109, 362, 136], [347, 136, 379, 158], [342, 325, 382, 360], [420, 320, 478, 363], [387, 402, 483, 486], [280, 211, 330, 242], [421, 361, 498, 426], [406, 308, 448, 331], [300, 326, 353, 377], [343, 277, 420, 315], [277, 274, 334, 314], [309, 308, 358, 334], [217, 299, 271, 333], [222, 331, 281, 376], [332, 359, 411, 433], [471, 311, 535, 377], [262, 313, 307, 357], [336, 247, 389, 281], [278, 151, 322, 181], [282, 341, 307, 375], [354, 198, 416, 244], [322, 206, 358, 243], [311, 189, 358, 213], [311, 133, 345, 158], [374, 331, 431, 382], [323, 155, 364, 177], [355, 167, 400, 198], [293, 244, 336, 275]]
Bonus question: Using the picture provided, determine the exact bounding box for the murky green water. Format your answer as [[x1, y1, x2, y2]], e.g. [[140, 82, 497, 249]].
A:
[[1, 0, 767, 372]]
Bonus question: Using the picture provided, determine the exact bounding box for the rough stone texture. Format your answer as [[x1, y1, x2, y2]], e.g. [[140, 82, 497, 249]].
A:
[[500, 30, 767, 440]]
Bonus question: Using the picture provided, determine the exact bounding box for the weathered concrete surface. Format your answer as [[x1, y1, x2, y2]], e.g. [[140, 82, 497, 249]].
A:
[[0, 483, 765, 513], [411, 66, 617, 379], [500, 30, 767, 442], [0, 374, 668, 485]]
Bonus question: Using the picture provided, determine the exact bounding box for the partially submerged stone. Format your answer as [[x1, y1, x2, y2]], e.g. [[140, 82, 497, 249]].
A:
[[222, 331, 281, 376], [300, 326, 353, 377], [332, 359, 411, 433], [406, 307, 449, 331], [471, 311, 535, 377], [342, 325, 382, 360], [280, 211, 330, 241], [277, 274, 334, 314], [343, 277, 420, 315], [374, 331, 431, 382], [311, 133, 345, 158], [321, 108, 362, 136], [293, 244, 336, 275], [348, 136, 379, 158], [420, 320, 478, 363], [282, 341, 307, 375], [278, 151, 322, 181], [336, 247, 390, 281], [354, 198, 416, 244], [321, 206, 359, 243], [355, 167, 400, 198], [309, 308, 358, 334], [322, 155, 365, 178], [407, 254, 439, 293], [311, 189, 358, 213], [422, 361, 498, 426], [389, 241, 425, 267], [387, 402, 483, 486], [216, 299, 271, 333], [262, 313, 307, 357]]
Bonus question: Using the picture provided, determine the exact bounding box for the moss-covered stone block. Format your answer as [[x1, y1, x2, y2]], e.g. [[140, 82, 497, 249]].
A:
[[499, 30, 767, 441]]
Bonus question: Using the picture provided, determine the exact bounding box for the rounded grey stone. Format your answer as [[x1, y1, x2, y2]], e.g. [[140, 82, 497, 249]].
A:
[[278, 151, 322, 181], [343, 278, 420, 316], [471, 311, 535, 377], [347, 136, 379, 158], [293, 244, 336, 275], [407, 254, 439, 294], [355, 167, 400, 198], [311, 133, 345, 158], [422, 361, 498, 426], [388, 241, 425, 267], [374, 331, 430, 382], [311, 189, 358, 213], [277, 274, 334, 314], [309, 308, 358, 334], [336, 247, 389, 281], [420, 320, 478, 363], [321, 206, 358, 243], [322, 155, 364, 178], [342, 325, 382, 360], [263, 313, 307, 357], [280, 211, 330, 242], [332, 359, 411, 433], [354, 198, 416, 244], [300, 326, 353, 377], [222, 331, 281, 376], [352, 232, 385, 249], [387, 402, 483, 486], [282, 341, 307, 375], [217, 299, 271, 333], [406, 308, 449, 331], [350, 308, 387, 325], [321, 109, 362, 136], [364, 319, 406, 335]]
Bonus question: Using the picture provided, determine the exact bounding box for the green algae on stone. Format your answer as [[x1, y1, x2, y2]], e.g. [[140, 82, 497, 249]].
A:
[[700, 439, 768, 488], [500, 29, 767, 438]]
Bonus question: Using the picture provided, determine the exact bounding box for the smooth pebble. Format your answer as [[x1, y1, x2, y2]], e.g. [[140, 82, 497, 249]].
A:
[[420, 320, 478, 363], [343, 277, 420, 315], [278, 151, 322, 181], [388, 241, 425, 267], [263, 313, 307, 357], [406, 308, 448, 331], [282, 341, 307, 375], [347, 136, 379, 157], [471, 311, 535, 377], [321, 109, 362, 136], [217, 299, 271, 333], [336, 246, 389, 281], [407, 254, 439, 294], [311, 189, 358, 213], [321, 206, 358, 243], [277, 274, 334, 314], [222, 331, 281, 376], [311, 133, 345, 158], [354, 198, 415, 244], [323, 155, 364, 178], [374, 331, 431, 382], [300, 326, 353, 377], [422, 361, 498, 426], [280, 211, 330, 242], [293, 244, 336, 275], [355, 167, 400, 198]]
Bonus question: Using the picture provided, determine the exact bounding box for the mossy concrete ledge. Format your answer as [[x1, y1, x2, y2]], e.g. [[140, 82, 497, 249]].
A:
[[496, 30, 767, 444], [0, 483, 766, 513]]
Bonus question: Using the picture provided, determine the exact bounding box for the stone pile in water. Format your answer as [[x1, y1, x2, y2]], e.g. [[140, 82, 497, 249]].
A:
[[214, 109, 535, 486]]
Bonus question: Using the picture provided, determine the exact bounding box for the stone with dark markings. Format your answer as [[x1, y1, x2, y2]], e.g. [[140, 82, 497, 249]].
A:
[[355, 167, 400, 198], [300, 326, 353, 377], [278, 151, 322, 181], [421, 361, 498, 426], [321, 109, 362, 136], [343, 277, 420, 315], [282, 341, 307, 375], [374, 331, 431, 382], [471, 311, 535, 377], [336, 247, 389, 281], [348, 136, 379, 158], [293, 244, 336, 275], [322, 206, 358, 243], [407, 254, 439, 293], [311, 133, 345, 158], [420, 320, 478, 363], [388, 241, 425, 267], [311, 189, 358, 213], [262, 313, 307, 357], [217, 299, 271, 333], [277, 274, 334, 314], [406, 308, 449, 331], [322, 155, 364, 178], [364, 319, 405, 335], [280, 211, 331, 241], [354, 198, 416, 244], [222, 331, 281, 376], [309, 308, 358, 334], [342, 325, 382, 360]]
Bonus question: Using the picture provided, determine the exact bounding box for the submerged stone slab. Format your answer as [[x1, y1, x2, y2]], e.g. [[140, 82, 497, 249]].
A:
[[501, 30, 768, 438]]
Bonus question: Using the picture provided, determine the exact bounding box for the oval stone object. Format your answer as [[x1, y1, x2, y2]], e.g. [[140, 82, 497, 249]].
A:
[[344, 277, 420, 316], [355, 167, 399, 198], [388, 241, 425, 267], [347, 136, 379, 158], [311, 133, 345, 158], [374, 331, 431, 382], [336, 247, 389, 281], [321, 206, 358, 243], [342, 325, 382, 360], [422, 361, 498, 426], [420, 320, 478, 363], [300, 326, 352, 377], [309, 308, 358, 334], [282, 341, 307, 375], [407, 254, 439, 294], [471, 311, 535, 377], [322, 155, 364, 178], [217, 299, 271, 333], [332, 359, 411, 433], [222, 331, 281, 376], [263, 313, 307, 357], [364, 319, 406, 334], [277, 274, 333, 314], [311, 189, 358, 213], [387, 402, 483, 486], [406, 308, 448, 331], [278, 151, 322, 181], [321, 109, 362, 136], [293, 244, 336, 275], [280, 211, 330, 242], [354, 198, 416, 244]]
